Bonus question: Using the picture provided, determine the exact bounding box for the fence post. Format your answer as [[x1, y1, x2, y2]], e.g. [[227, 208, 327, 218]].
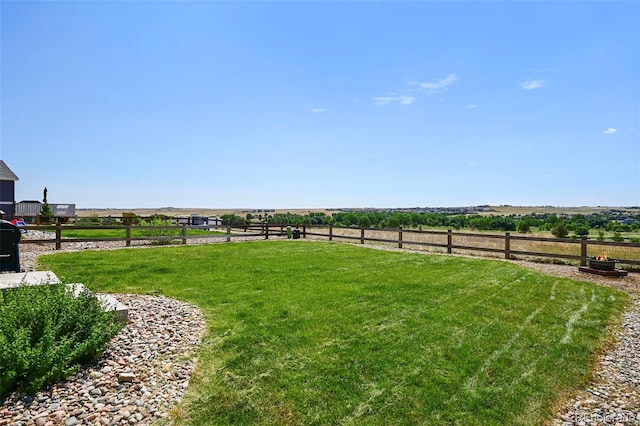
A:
[[182, 224, 187, 245], [580, 236, 588, 266], [505, 232, 511, 259], [265, 223, 269, 240], [398, 227, 403, 249], [55, 222, 62, 250], [126, 225, 131, 247], [361, 227, 365, 244], [227, 225, 231, 242], [447, 229, 452, 254], [302, 225, 306, 239], [329, 225, 333, 241]]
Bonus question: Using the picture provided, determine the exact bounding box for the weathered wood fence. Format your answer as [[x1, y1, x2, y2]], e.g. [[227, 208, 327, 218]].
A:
[[298, 225, 640, 267], [18, 223, 640, 268], [18, 224, 266, 249]]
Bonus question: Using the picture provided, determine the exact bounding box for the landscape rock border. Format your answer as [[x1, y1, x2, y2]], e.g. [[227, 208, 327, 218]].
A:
[[1, 294, 206, 426]]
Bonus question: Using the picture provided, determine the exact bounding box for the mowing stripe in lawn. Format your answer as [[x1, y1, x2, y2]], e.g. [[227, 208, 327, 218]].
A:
[[38, 241, 629, 425]]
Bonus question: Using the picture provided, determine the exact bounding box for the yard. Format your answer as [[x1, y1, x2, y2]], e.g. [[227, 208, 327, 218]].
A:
[[39, 241, 628, 425]]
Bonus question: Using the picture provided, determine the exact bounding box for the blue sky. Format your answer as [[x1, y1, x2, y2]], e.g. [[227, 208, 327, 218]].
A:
[[1, 1, 638, 209]]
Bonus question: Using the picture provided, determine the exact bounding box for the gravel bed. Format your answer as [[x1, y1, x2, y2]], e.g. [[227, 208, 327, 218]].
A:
[[3, 233, 639, 424], [0, 294, 206, 426], [2, 232, 210, 425]]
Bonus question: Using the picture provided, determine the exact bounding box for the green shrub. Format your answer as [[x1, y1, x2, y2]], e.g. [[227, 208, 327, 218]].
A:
[[551, 223, 569, 238], [516, 221, 530, 234], [358, 216, 371, 228], [0, 284, 123, 396], [39, 202, 54, 224], [575, 225, 590, 237], [139, 218, 182, 245]]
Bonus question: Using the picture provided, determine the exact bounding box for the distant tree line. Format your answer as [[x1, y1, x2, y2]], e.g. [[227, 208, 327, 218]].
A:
[[218, 211, 639, 241]]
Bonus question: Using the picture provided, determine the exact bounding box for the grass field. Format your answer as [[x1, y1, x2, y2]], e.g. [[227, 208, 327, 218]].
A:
[[39, 241, 628, 425]]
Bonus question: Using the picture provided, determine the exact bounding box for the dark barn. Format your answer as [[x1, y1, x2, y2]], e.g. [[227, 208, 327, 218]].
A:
[[0, 160, 19, 217]]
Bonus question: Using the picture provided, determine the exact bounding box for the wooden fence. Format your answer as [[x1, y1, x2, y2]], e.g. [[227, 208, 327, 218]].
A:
[[18, 223, 640, 268], [298, 225, 640, 267], [18, 224, 275, 249]]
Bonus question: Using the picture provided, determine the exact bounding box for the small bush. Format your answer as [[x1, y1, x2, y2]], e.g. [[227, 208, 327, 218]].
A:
[[139, 218, 182, 245], [39, 202, 54, 224], [551, 223, 569, 238], [0, 284, 123, 396]]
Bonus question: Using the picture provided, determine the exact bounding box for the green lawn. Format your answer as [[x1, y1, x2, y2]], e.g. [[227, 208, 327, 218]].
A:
[[39, 241, 627, 425]]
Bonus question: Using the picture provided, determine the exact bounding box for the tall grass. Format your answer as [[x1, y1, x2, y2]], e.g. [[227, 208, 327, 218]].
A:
[[39, 241, 627, 425]]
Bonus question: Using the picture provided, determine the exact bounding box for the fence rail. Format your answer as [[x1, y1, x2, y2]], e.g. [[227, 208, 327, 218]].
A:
[[301, 225, 640, 267], [17, 223, 640, 268]]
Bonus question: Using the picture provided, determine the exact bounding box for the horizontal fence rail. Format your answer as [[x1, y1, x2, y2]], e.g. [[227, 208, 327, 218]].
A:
[[16, 223, 640, 268], [301, 225, 640, 267]]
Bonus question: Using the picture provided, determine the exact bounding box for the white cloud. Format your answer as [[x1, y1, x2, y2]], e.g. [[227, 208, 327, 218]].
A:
[[373, 95, 415, 106], [603, 128, 617, 134], [465, 104, 478, 109], [521, 79, 545, 90], [311, 108, 325, 113], [373, 73, 456, 106], [398, 96, 415, 105], [418, 74, 458, 92]]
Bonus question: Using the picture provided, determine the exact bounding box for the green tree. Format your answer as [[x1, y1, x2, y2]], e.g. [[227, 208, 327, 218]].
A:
[[551, 223, 569, 238], [516, 221, 531, 234], [575, 226, 590, 237], [220, 214, 245, 226], [386, 217, 400, 229], [358, 216, 371, 228], [39, 202, 54, 223]]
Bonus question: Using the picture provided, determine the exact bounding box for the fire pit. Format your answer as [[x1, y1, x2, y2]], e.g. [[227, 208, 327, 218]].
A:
[[589, 254, 616, 271], [579, 253, 628, 277]]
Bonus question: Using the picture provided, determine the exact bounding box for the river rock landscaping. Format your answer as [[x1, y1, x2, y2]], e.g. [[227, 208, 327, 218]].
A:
[[0, 293, 206, 426]]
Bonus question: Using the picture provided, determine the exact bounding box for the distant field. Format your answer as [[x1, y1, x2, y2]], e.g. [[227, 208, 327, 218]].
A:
[[76, 206, 639, 218], [483, 205, 640, 216], [76, 207, 338, 218]]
